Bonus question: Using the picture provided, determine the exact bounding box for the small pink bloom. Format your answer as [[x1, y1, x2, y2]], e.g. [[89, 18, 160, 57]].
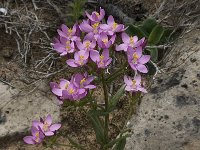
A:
[[116, 33, 145, 51], [72, 73, 96, 90], [53, 37, 75, 56], [97, 33, 116, 49], [76, 35, 96, 51], [57, 24, 79, 41], [23, 126, 45, 145], [100, 15, 125, 35], [124, 74, 147, 93], [62, 82, 86, 100], [90, 49, 112, 68], [66, 50, 89, 67], [33, 115, 61, 136], [127, 47, 150, 73], [85, 8, 105, 22]]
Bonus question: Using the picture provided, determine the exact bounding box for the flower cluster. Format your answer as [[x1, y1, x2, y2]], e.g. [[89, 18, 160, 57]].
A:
[[23, 115, 61, 145], [52, 7, 150, 97], [50, 73, 96, 103]]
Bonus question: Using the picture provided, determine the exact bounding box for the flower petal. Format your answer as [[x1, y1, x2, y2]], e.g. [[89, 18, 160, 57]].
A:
[[138, 55, 150, 64], [136, 64, 148, 73], [23, 136, 35, 145], [66, 59, 78, 67]]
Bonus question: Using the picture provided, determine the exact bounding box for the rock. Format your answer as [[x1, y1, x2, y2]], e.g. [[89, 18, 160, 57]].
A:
[[125, 29, 200, 150], [0, 81, 60, 138]]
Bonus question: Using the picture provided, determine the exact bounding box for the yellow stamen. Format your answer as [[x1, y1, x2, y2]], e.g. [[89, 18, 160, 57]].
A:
[[79, 55, 84, 60], [92, 23, 99, 29], [132, 53, 138, 63], [130, 36, 134, 45], [43, 121, 49, 132], [85, 41, 91, 48], [35, 132, 39, 138], [69, 88, 75, 94], [66, 41, 70, 45], [112, 22, 118, 29], [66, 45, 70, 50], [65, 83, 69, 89], [68, 28, 73, 33], [102, 39, 108, 44], [132, 80, 136, 87], [80, 78, 86, 85], [95, 12, 100, 17], [100, 55, 104, 60], [99, 61, 104, 66]]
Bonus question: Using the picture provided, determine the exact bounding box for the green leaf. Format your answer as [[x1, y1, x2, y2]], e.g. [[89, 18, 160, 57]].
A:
[[142, 17, 157, 34], [126, 24, 147, 38], [148, 24, 164, 45], [103, 135, 129, 149], [114, 138, 126, 150], [106, 69, 124, 83], [149, 48, 158, 62], [108, 85, 125, 111], [87, 111, 106, 144]]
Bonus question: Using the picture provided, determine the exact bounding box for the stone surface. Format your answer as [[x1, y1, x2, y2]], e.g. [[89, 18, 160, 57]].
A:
[[125, 29, 200, 150], [0, 80, 60, 138]]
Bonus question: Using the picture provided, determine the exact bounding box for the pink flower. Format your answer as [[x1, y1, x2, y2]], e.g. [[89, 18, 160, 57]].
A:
[[62, 82, 86, 100], [72, 73, 96, 90], [66, 50, 89, 67], [79, 20, 102, 40], [116, 33, 145, 52], [53, 37, 75, 56], [90, 49, 112, 68], [100, 15, 125, 35], [97, 33, 116, 49], [76, 35, 96, 51], [32, 115, 61, 136], [127, 47, 150, 73], [85, 8, 105, 22], [23, 126, 45, 145], [124, 74, 147, 93], [57, 24, 79, 41]]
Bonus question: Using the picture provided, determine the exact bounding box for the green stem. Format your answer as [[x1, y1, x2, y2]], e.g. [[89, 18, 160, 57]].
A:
[[101, 71, 109, 148]]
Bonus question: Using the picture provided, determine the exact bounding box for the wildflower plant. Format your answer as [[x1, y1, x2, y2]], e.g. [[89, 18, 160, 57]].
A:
[[24, 8, 150, 149]]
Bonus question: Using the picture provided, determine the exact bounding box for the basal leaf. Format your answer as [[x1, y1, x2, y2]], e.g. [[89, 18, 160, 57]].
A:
[[148, 24, 164, 45]]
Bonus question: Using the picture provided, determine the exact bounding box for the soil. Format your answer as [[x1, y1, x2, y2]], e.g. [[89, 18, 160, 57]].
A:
[[0, 0, 160, 149]]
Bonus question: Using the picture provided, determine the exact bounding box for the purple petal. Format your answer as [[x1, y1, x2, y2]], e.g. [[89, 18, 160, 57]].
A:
[[134, 74, 141, 84], [76, 41, 84, 50], [116, 44, 128, 51], [66, 59, 78, 67], [102, 49, 109, 59], [59, 79, 70, 89], [79, 22, 93, 33], [105, 58, 112, 67], [44, 131, 54, 136], [135, 47, 143, 58], [23, 136, 35, 145], [52, 88, 62, 97], [138, 55, 150, 64], [45, 114, 52, 125], [124, 75, 131, 85], [84, 85, 96, 89], [122, 32, 130, 43], [50, 82, 59, 89], [136, 64, 148, 73], [32, 121, 41, 128], [99, 8, 105, 21], [90, 50, 100, 62], [107, 15, 114, 25], [61, 24, 69, 33], [57, 29, 67, 38]]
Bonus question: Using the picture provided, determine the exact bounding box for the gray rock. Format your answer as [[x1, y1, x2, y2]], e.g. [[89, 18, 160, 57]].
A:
[[125, 29, 200, 150], [0, 80, 60, 138]]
